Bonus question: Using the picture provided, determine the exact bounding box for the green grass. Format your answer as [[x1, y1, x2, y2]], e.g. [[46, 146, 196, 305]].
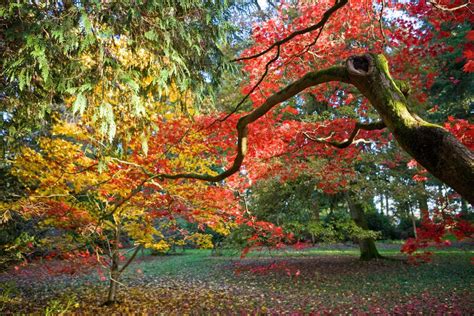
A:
[[3, 243, 473, 314], [128, 243, 473, 276]]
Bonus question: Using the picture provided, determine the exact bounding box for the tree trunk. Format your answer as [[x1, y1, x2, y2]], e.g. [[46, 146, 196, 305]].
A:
[[105, 227, 121, 305], [347, 54, 474, 205], [418, 197, 429, 213], [312, 192, 320, 222], [311, 194, 320, 245], [358, 238, 382, 261], [107, 265, 120, 304], [417, 184, 429, 213], [380, 194, 384, 215], [346, 193, 383, 260], [411, 210, 418, 239], [461, 199, 469, 215]]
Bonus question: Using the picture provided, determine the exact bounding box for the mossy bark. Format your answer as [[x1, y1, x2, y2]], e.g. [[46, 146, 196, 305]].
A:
[[346, 194, 383, 260], [347, 54, 474, 205]]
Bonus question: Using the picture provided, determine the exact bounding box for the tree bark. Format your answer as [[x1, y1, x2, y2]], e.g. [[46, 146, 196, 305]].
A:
[[418, 194, 429, 213], [347, 54, 474, 205], [107, 266, 120, 304], [346, 193, 383, 260], [380, 194, 384, 215], [410, 210, 418, 239], [105, 226, 121, 305]]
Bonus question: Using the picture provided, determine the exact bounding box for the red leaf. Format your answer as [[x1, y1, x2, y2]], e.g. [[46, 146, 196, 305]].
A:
[[463, 60, 474, 72]]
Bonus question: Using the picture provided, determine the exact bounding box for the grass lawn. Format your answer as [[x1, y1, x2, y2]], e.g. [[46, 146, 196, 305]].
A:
[[1, 243, 473, 314]]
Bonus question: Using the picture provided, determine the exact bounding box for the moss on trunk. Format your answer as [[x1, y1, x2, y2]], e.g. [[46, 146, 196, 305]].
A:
[[348, 54, 474, 204], [346, 193, 383, 261]]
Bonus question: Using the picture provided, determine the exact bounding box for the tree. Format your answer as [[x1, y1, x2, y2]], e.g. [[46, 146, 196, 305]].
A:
[[248, 176, 381, 253], [0, 0, 238, 150], [1, 118, 238, 304], [346, 193, 383, 260], [3, 1, 472, 197], [151, 0, 473, 258], [231, 0, 473, 203]]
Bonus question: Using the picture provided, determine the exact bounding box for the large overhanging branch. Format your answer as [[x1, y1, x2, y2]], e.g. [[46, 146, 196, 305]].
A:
[[156, 53, 474, 204], [96, 52, 473, 219], [105, 53, 474, 221], [304, 121, 386, 148], [158, 66, 350, 182]]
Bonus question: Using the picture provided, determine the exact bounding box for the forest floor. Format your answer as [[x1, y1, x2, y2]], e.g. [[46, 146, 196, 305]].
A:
[[1, 242, 473, 314]]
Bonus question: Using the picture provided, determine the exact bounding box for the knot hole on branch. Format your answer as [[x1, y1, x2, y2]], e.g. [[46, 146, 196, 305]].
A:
[[347, 54, 374, 76], [353, 57, 369, 72]]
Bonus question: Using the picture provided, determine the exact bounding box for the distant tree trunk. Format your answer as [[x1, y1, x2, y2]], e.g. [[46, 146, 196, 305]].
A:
[[418, 186, 429, 212], [380, 194, 384, 215], [418, 198, 428, 212], [312, 197, 320, 222], [461, 199, 469, 215], [311, 194, 320, 245], [415, 189, 430, 238], [410, 210, 418, 239], [346, 194, 383, 260], [212, 240, 223, 256]]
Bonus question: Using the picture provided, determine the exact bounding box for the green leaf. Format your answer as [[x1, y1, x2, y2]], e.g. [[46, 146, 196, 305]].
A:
[[121, 75, 140, 93], [72, 93, 87, 115], [81, 12, 92, 35], [132, 95, 145, 116], [144, 30, 157, 41]]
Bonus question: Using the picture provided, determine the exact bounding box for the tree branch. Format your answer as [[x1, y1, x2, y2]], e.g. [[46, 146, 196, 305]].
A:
[[105, 53, 474, 211], [119, 245, 142, 274], [304, 121, 386, 148], [427, 0, 471, 12], [232, 0, 349, 62], [157, 66, 350, 182], [214, 45, 281, 125]]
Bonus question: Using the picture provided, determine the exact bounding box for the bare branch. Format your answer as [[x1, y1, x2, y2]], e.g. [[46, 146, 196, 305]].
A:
[[232, 0, 349, 62], [304, 120, 386, 148], [214, 45, 281, 125], [167, 0, 348, 149], [378, 0, 388, 47], [119, 245, 142, 274], [427, 0, 471, 12]]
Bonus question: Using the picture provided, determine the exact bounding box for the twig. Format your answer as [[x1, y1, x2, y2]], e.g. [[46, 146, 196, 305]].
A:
[[304, 120, 386, 148]]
